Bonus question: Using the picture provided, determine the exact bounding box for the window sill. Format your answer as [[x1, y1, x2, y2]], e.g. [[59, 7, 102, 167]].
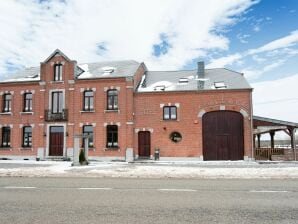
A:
[[162, 119, 179, 121], [0, 147, 12, 151], [0, 112, 12, 115], [80, 110, 95, 113], [81, 147, 95, 151], [50, 81, 64, 84], [104, 109, 120, 113], [21, 147, 33, 151], [104, 147, 120, 151], [20, 112, 33, 115]]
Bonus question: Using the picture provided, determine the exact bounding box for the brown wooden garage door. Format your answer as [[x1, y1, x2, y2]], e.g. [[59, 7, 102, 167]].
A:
[[202, 111, 244, 160]]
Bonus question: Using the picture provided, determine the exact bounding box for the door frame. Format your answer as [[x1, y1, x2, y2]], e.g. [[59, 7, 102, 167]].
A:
[[46, 123, 66, 157], [138, 131, 151, 158]]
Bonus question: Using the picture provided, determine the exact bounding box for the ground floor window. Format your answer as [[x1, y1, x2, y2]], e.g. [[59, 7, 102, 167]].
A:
[[1, 127, 11, 147], [23, 126, 32, 147], [107, 125, 118, 148], [82, 125, 93, 147]]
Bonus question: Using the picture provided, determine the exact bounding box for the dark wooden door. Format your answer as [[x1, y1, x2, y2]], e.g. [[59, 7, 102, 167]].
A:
[[49, 126, 64, 156], [138, 131, 151, 157], [203, 111, 244, 160]]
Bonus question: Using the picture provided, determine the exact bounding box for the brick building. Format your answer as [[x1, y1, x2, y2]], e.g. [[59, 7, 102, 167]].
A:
[[0, 49, 253, 161]]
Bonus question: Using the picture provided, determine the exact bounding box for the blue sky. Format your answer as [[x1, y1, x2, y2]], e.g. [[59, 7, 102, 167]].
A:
[[0, 0, 297, 124]]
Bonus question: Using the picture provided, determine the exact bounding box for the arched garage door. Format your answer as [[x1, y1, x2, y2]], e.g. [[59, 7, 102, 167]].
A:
[[203, 111, 244, 160]]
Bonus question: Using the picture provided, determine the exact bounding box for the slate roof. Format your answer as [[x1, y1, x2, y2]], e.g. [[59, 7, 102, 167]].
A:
[[0, 60, 141, 83], [77, 60, 140, 79], [137, 68, 252, 92]]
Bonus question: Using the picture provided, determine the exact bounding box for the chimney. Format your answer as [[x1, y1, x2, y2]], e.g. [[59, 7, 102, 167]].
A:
[[197, 61, 205, 89], [197, 61, 205, 78]]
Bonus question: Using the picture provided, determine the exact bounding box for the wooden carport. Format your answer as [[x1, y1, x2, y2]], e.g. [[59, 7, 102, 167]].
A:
[[253, 116, 298, 160]]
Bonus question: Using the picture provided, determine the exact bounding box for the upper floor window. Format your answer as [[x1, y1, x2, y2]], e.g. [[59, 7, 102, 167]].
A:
[[1, 127, 10, 147], [106, 125, 118, 148], [163, 106, 177, 120], [54, 64, 63, 81], [83, 90, 94, 111], [22, 126, 32, 147], [52, 91, 63, 113], [82, 125, 93, 148], [23, 93, 33, 112], [2, 93, 12, 113], [107, 89, 118, 110]]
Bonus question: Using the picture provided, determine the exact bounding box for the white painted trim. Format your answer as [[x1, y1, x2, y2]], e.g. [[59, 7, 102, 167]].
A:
[[240, 108, 249, 118], [198, 109, 206, 118], [220, 105, 225, 110]]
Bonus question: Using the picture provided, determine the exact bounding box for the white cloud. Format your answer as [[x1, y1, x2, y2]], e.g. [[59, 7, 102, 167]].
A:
[[207, 53, 242, 68], [252, 73, 298, 123], [241, 59, 285, 79], [0, 0, 257, 75], [207, 30, 298, 79], [248, 30, 298, 55]]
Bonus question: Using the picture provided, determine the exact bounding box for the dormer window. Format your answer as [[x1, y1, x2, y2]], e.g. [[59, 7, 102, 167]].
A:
[[54, 64, 63, 81]]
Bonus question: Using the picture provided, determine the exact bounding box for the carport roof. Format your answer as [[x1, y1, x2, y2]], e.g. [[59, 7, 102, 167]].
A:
[[253, 116, 298, 129]]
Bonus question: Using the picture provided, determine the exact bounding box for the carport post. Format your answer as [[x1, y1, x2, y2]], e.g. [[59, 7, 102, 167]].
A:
[[293, 128, 296, 161]]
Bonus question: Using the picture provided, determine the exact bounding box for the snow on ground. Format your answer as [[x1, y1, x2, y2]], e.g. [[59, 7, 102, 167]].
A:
[[1, 160, 298, 179]]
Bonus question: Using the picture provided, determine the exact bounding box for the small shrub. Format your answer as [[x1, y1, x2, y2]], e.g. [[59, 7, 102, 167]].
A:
[[79, 149, 86, 165]]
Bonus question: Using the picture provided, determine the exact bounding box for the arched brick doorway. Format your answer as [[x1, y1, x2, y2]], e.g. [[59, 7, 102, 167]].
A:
[[202, 111, 244, 160]]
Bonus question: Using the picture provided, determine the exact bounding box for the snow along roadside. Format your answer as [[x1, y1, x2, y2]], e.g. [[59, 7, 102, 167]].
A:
[[1, 162, 298, 179]]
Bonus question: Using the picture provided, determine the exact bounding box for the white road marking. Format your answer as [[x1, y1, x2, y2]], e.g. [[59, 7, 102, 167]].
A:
[[249, 190, 289, 193], [158, 188, 197, 192], [78, 187, 112, 190], [4, 186, 37, 189]]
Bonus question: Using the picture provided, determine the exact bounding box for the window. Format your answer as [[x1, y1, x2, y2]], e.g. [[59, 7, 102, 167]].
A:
[[83, 90, 94, 111], [23, 93, 33, 112], [170, 132, 182, 143], [54, 64, 63, 81], [52, 91, 63, 113], [2, 93, 12, 112], [106, 125, 118, 148], [1, 127, 10, 147], [22, 126, 32, 147], [163, 106, 177, 120], [107, 89, 118, 110], [82, 125, 93, 147]]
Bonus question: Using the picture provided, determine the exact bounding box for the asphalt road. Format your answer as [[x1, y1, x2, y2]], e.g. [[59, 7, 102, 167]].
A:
[[0, 177, 297, 224]]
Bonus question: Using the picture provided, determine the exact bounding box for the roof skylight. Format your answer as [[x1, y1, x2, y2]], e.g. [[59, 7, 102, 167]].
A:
[[154, 85, 166, 91], [214, 81, 227, 89], [178, 78, 188, 83], [101, 66, 115, 73]]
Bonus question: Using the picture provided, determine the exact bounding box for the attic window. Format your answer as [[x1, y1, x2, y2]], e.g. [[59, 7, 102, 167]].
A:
[[102, 66, 115, 73], [178, 78, 188, 83], [26, 74, 38, 79], [214, 81, 227, 89], [154, 85, 165, 91]]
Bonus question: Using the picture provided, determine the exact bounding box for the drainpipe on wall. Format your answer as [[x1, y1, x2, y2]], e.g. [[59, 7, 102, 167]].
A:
[[250, 90, 254, 161]]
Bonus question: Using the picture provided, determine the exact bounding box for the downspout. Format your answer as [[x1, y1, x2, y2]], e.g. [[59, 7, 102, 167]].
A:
[[250, 90, 254, 161]]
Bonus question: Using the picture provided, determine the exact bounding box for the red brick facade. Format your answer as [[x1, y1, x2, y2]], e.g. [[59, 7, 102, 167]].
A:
[[0, 51, 253, 161]]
